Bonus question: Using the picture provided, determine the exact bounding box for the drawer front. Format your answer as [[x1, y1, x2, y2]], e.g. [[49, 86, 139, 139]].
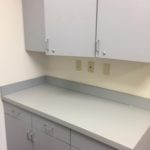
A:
[[34, 130, 70, 150], [71, 146, 79, 150], [3, 102, 31, 123], [32, 114, 70, 144], [71, 131, 116, 150]]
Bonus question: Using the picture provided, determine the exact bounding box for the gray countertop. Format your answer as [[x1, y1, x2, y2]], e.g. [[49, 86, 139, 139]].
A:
[[3, 84, 150, 150]]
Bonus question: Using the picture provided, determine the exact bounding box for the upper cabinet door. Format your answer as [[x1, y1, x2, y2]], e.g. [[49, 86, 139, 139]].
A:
[[44, 0, 97, 57], [97, 0, 150, 62], [22, 0, 46, 52]]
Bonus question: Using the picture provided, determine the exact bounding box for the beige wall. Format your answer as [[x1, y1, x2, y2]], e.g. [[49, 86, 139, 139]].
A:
[[46, 56, 150, 99], [0, 0, 46, 86], [1, 0, 150, 99], [0, 0, 46, 150]]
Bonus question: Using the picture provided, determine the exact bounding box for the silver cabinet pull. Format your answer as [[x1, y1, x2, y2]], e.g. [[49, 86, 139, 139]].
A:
[[45, 38, 49, 52], [96, 40, 100, 56], [30, 131, 35, 143], [43, 124, 54, 136], [26, 130, 31, 141], [50, 127, 54, 136], [26, 130, 36, 143]]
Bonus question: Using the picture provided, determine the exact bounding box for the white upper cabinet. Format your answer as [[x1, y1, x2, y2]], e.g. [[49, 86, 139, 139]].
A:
[[96, 0, 150, 62], [22, 0, 46, 52], [44, 0, 97, 57], [22, 0, 150, 62]]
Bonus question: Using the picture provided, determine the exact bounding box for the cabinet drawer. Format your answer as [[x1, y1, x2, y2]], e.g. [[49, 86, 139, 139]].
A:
[[32, 114, 70, 144], [3, 102, 31, 124], [71, 146, 79, 150], [71, 131, 116, 150]]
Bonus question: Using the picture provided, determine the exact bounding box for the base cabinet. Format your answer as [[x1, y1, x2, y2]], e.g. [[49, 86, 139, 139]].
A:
[[4, 102, 70, 150], [33, 131, 70, 150], [5, 115, 32, 150], [32, 114, 70, 150], [71, 131, 116, 150], [4, 103, 32, 150], [4, 102, 116, 150]]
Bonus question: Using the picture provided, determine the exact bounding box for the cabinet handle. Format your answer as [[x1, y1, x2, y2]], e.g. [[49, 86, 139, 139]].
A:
[[26, 130, 31, 141], [30, 132, 35, 143], [43, 124, 54, 136], [26, 130, 35, 143], [96, 40, 100, 56], [45, 38, 49, 52], [51, 127, 54, 136]]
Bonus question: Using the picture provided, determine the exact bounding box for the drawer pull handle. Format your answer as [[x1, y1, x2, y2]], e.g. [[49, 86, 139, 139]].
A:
[[11, 110, 15, 113], [26, 130, 36, 143], [30, 132, 36, 143], [17, 112, 21, 116], [26, 130, 31, 141], [51, 127, 54, 136], [43, 124, 54, 136], [11, 110, 21, 117]]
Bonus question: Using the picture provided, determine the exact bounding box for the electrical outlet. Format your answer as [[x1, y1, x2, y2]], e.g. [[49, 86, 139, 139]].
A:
[[76, 60, 82, 71], [103, 63, 110, 75], [88, 61, 95, 73]]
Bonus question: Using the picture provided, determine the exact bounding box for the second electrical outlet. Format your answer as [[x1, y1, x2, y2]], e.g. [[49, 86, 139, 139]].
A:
[[88, 61, 95, 73]]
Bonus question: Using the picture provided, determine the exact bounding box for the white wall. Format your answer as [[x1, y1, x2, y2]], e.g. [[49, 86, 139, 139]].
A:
[[46, 56, 150, 99], [0, 0, 46, 149]]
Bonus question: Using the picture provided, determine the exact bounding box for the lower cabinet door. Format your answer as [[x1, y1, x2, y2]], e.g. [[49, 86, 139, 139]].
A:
[[71, 146, 79, 150], [5, 114, 32, 150], [33, 130, 70, 150], [71, 131, 116, 150]]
